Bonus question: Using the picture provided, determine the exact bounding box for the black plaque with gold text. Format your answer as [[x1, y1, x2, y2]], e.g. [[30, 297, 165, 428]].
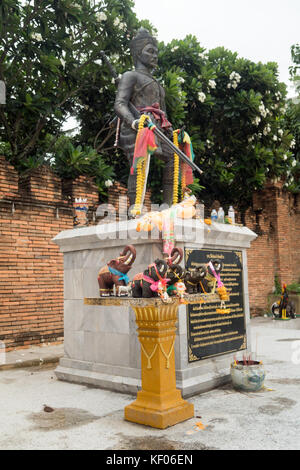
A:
[[185, 248, 247, 362]]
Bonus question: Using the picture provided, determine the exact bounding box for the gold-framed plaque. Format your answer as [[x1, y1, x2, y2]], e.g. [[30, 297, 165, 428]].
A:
[[185, 248, 247, 362]]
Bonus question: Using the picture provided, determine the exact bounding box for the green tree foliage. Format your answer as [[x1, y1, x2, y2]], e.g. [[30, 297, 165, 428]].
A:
[[290, 44, 300, 80], [0, 0, 151, 192], [49, 134, 114, 195], [1, 4, 297, 208], [283, 44, 300, 193], [155, 36, 295, 211]]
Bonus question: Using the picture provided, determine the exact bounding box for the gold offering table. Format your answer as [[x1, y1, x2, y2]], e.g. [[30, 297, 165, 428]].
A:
[[84, 293, 218, 429]]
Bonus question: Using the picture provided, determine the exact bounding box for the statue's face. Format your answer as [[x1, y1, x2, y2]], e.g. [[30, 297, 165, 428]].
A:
[[138, 42, 158, 70]]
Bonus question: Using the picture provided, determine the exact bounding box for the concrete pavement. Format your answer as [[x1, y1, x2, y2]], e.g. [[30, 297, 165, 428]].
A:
[[0, 318, 299, 450], [0, 343, 63, 371]]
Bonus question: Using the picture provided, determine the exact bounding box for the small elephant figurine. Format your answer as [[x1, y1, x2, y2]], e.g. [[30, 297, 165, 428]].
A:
[[167, 265, 185, 296], [132, 258, 169, 298], [98, 245, 136, 297], [184, 268, 203, 294], [165, 248, 185, 297]]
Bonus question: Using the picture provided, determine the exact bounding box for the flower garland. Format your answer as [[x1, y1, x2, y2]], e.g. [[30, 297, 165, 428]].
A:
[[178, 131, 194, 197], [181, 163, 186, 198], [172, 130, 195, 203], [132, 115, 153, 217], [208, 261, 230, 314], [132, 122, 193, 214], [173, 131, 180, 205]]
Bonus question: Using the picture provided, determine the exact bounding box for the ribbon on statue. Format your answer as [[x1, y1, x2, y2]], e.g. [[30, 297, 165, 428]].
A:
[[108, 266, 130, 285], [142, 275, 170, 293], [177, 130, 195, 187], [130, 123, 157, 175], [143, 262, 170, 293], [137, 102, 172, 130]]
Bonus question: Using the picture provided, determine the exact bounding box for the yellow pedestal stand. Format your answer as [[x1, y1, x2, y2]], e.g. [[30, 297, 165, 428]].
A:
[[125, 301, 194, 429], [85, 294, 217, 429]]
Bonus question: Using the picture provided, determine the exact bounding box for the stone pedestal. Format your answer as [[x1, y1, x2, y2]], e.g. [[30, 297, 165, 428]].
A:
[[53, 218, 256, 396]]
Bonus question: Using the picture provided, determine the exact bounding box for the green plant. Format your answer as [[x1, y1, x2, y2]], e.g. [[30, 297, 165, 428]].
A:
[[187, 178, 204, 196], [274, 274, 282, 295], [50, 135, 115, 195], [287, 281, 300, 294]]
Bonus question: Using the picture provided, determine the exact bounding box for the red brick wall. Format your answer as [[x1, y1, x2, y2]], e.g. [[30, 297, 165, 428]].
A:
[[245, 181, 300, 315], [0, 157, 99, 351]]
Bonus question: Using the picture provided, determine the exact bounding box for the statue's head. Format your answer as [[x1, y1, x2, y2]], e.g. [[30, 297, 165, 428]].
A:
[[130, 28, 158, 70]]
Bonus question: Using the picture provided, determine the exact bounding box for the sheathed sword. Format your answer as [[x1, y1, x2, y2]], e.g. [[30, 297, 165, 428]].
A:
[[99, 51, 203, 177]]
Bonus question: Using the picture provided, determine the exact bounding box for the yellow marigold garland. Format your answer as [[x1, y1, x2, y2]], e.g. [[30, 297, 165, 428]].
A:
[[132, 115, 149, 216], [173, 130, 179, 205], [181, 163, 186, 199]]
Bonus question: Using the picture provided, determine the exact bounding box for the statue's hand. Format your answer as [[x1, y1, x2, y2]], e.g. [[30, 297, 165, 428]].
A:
[[131, 119, 140, 131], [131, 117, 152, 131]]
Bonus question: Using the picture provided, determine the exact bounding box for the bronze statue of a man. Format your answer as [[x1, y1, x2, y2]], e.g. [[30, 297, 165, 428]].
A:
[[114, 28, 174, 207]]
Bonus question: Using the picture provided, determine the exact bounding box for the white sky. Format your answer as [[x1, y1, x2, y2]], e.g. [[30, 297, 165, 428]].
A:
[[133, 0, 299, 97]]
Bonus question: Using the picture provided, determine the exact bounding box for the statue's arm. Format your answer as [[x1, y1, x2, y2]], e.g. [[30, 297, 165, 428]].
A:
[[114, 72, 138, 127]]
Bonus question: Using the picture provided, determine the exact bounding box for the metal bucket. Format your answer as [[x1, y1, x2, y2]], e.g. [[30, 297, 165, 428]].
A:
[[230, 361, 265, 392]]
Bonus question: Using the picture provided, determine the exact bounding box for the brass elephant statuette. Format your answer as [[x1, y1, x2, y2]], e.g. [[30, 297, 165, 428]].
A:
[[98, 245, 136, 297]]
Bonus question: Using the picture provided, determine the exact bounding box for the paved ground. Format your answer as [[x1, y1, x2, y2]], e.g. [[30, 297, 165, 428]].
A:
[[0, 318, 300, 450], [0, 343, 63, 371]]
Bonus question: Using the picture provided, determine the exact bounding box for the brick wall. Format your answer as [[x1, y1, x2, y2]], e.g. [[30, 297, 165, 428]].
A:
[[0, 157, 99, 350], [245, 181, 300, 315]]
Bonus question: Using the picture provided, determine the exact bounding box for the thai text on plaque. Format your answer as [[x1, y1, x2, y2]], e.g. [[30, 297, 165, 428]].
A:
[[185, 248, 247, 362]]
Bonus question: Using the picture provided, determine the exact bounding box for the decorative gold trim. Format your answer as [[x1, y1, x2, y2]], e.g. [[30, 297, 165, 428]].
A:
[[188, 346, 198, 362], [84, 293, 219, 307], [239, 335, 247, 350], [140, 343, 158, 369], [159, 340, 175, 369], [185, 249, 193, 265]]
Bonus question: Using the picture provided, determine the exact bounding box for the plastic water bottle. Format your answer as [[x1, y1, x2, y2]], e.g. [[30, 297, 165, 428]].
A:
[[217, 207, 224, 223], [228, 205, 235, 224], [211, 209, 217, 222]]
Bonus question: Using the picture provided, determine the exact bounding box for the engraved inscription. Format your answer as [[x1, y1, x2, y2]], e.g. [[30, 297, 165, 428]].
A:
[[185, 248, 247, 362]]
